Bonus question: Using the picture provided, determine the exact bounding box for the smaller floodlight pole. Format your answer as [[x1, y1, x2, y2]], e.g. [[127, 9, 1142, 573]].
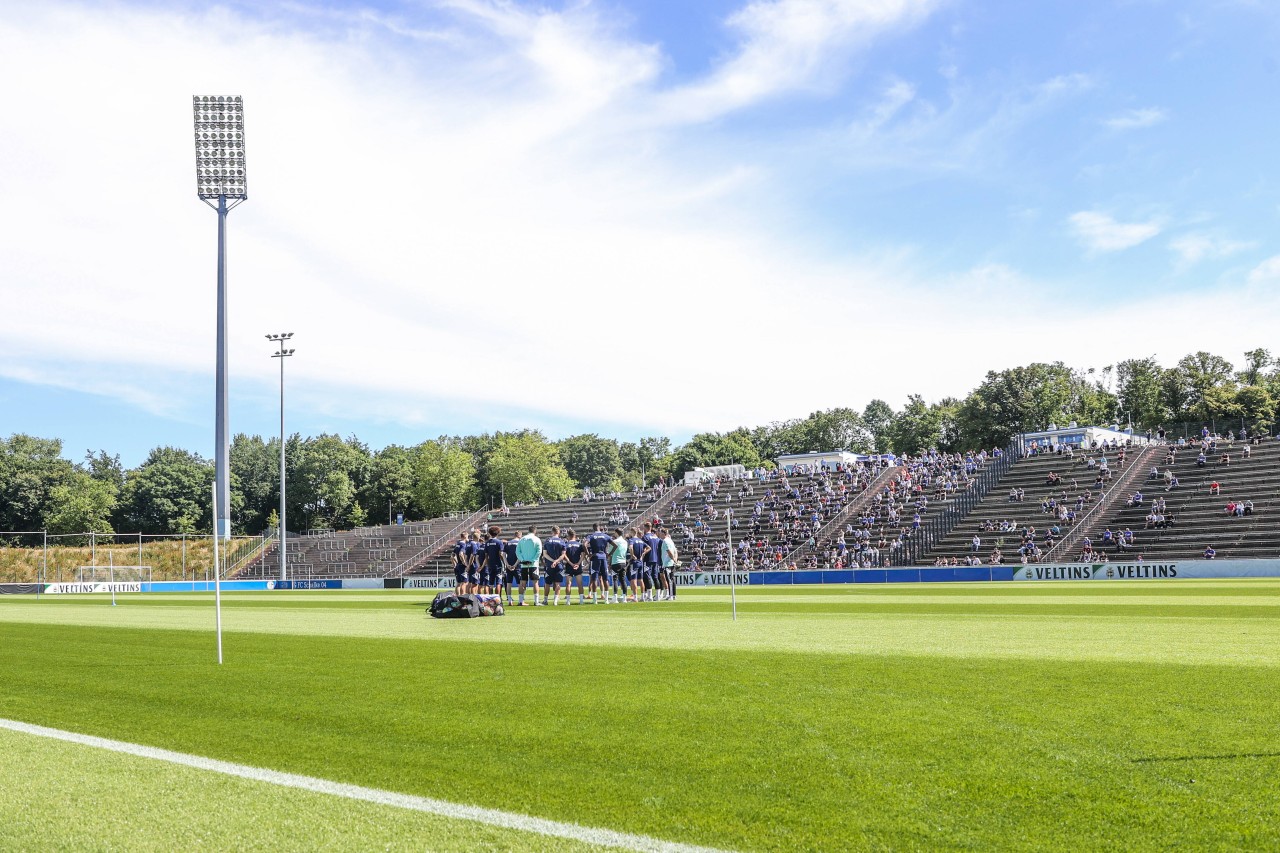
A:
[[726, 509, 737, 621], [267, 333, 295, 582], [193, 95, 248, 541]]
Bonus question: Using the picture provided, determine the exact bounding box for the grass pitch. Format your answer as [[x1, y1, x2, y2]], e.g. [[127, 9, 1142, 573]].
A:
[[1, 582, 1279, 851]]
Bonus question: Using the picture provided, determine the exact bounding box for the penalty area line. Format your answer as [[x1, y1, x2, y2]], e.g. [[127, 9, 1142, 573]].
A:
[[0, 717, 727, 853]]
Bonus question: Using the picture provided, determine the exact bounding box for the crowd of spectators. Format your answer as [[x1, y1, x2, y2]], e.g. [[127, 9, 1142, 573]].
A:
[[675, 449, 1003, 572]]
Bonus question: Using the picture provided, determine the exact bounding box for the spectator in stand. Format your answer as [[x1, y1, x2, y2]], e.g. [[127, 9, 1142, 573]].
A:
[[1204, 545, 1217, 559], [1196, 452, 1207, 467], [1209, 480, 1221, 496], [1245, 500, 1255, 516]]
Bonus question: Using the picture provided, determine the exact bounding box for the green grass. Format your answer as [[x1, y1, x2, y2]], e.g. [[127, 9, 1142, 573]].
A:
[[2, 583, 1280, 850], [0, 726, 608, 852]]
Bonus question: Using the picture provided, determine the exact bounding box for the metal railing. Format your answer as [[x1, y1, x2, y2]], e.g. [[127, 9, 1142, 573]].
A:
[[385, 507, 490, 577], [890, 443, 1023, 566], [778, 465, 895, 567], [1041, 444, 1160, 562]]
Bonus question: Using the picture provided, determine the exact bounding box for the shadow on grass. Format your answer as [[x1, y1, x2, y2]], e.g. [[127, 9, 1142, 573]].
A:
[[1133, 752, 1280, 763]]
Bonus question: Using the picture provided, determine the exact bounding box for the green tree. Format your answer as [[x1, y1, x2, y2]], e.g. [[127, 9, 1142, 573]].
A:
[[486, 432, 575, 504], [558, 434, 623, 491], [888, 395, 946, 455], [1116, 357, 1168, 429], [84, 450, 126, 493], [364, 444, 419, 523], [1160, 367, 1194, 422], [116, 447, 213, 534], [411, 440, 477, 518], [45, 470, 116, 535], [668, 429, 762, 477], [862, 400, 897, 453], [1238, 348, 1273, 387], [1235, 385, 1277, 430], [289, 435, 370, 530], [788, 408, 873, 454], [1176, 351, 1236, 418], [0, 434, 76, 532], [230, 433, 278, 535], [956, 363, 1078, 448]]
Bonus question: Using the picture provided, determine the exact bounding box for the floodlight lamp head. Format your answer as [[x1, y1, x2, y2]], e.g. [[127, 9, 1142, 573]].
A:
[[193, 95, 248, 201]]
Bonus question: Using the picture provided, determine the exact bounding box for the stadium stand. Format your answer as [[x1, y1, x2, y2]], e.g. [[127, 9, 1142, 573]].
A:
[[1059, 434, 1280, 561], [234, 511, 487, 579], [908, 443, 1145, 565], [668, 454, 1004, 571]]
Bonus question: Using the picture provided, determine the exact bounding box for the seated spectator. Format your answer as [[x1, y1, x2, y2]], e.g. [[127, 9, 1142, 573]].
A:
[[1196, 453, 1207, 467], [1221, 453, 1231, 466], [1165, 475, 1180, 492], [1245, 499, 1255, 515], [1225, 502, 1236, 515], [1148, 465, 1161, 480], [1204, 545, 1217, 559], [1127, 491, 1144, 507], [1243, 444, 1251, 459], [1209, 480, 1220, 496], [1046, 471, 1060, 486]]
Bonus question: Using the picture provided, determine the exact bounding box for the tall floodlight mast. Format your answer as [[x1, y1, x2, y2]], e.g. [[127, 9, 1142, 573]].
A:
[[193, 95, 247, 539]]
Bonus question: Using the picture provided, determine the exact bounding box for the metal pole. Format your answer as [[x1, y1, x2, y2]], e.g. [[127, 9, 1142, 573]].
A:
[[726, 509, 737, 621], [215, 194, 231, 541], [212, 480, 223, 664], [279, 346, 287, 582], [182, 533, 187, 581], [109, 552, 116, 606], [91, 531, 95, 567], [138, 532, 143, 568], [39, 530, 45, 600]]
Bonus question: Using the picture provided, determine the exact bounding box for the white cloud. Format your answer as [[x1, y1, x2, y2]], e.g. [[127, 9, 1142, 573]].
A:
[[661, 0, 940, 122], [1104, 107, 1168, 130], [1247, 255, 1280, 287], [3, 1, 1280, 451], [1068, 211, 1162, 252], [1169, 233, 1254, 264]]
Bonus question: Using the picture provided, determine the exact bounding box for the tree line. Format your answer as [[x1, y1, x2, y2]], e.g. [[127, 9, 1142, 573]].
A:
[[3, 348, 1275, 536]]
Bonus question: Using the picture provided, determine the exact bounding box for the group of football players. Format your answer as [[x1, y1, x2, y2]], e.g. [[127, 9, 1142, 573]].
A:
[[451, 521, 679, 605]]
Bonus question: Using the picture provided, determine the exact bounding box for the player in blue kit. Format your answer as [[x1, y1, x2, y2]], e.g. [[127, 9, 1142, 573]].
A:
[[584, 523, 612, 604], [452, 533, 470, 594], [641, 522, 663, 602], [627, 527, 648, 603], [541, 526, 568, 605], [481, 525, 505, 594], [501, 534, 520, 605], [563, 529, 586, 604]]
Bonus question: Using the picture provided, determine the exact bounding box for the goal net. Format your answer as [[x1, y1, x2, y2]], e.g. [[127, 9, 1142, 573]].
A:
[[76, 566, 152, 584]]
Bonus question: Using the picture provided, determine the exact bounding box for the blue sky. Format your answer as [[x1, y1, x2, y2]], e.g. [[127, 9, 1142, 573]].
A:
[[2, 0, 1279, 467]]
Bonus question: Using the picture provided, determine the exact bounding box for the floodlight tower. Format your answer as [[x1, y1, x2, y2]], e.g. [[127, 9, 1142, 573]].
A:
[[193, 96, 248, 540], [267, 333, 294, 582]]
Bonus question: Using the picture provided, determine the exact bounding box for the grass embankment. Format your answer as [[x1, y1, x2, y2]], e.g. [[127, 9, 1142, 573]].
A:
[[1, 584, 1279, 850], [0, 537, 260, 583]]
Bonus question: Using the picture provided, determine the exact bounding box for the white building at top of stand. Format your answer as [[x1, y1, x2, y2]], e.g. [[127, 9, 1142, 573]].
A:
[[774, 451, 896, 473], [1018, 423, 1151, 454]]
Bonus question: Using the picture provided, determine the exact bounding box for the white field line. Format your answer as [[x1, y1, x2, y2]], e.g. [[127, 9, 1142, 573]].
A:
[[0, 717, 728, 853]]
